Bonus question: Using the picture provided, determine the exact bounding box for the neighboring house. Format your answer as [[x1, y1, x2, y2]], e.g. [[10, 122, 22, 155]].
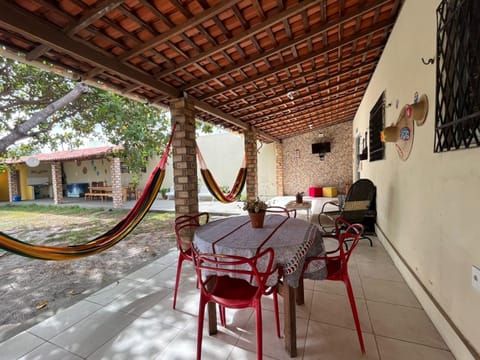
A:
[[2, 146, 125, 206], [0, 132, 286, 205]]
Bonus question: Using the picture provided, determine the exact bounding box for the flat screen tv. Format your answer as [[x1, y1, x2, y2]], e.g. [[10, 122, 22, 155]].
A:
[[311, 142, 331, 154]]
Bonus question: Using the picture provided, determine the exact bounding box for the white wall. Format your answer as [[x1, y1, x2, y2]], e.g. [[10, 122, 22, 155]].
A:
[[196, 132, 276, 199], [55, 131, 276, 198], [353, 0, 480, 357]]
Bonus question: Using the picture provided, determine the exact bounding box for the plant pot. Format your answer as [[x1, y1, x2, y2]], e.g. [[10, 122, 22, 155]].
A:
[[249, 211, 266, 228], [296, 195, 303, 203]]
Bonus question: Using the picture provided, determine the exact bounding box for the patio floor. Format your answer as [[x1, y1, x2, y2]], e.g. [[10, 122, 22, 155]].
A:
[[0, 201, 455, 359]]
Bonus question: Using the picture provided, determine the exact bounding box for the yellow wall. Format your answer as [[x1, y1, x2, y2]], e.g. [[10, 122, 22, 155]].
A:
[[18, 165, 34, 200], [353, 0, 480, 358], [0, 171, 9, 201]]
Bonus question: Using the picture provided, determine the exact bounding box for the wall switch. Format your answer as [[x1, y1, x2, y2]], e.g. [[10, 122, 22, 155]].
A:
[[472, 266, 480, 291]]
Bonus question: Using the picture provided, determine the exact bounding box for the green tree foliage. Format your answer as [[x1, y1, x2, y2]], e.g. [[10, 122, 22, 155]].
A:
[[94, 92, 171, 176], [0, 57, 174, 177]]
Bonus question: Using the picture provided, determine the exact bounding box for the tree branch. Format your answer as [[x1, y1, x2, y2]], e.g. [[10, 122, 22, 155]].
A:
[[0, 83, 91, 153]]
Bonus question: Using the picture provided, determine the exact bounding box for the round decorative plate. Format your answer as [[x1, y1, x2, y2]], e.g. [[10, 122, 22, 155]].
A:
[[26, 157, 40, 167]]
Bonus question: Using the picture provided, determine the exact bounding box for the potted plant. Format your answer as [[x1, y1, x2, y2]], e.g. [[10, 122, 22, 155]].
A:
[[159, 188, 169, 199], [243, 198, 268, 228], [296, 192, 304, 204]]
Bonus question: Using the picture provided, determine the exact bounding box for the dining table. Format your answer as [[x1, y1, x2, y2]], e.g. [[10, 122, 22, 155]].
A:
[[193, 214, 328, 357]]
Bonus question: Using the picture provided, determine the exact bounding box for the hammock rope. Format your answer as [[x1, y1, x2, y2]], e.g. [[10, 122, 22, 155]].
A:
[[196, 145, 247, 203], [0, 124, 177, 260]]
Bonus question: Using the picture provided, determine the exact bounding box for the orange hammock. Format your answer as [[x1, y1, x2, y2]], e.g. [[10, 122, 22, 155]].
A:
[[0, 124, 176, 260], [196, 145, 247, 203]]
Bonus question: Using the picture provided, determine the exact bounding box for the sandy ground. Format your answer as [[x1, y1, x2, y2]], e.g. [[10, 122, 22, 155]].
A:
[[0, 212, 178, 343]]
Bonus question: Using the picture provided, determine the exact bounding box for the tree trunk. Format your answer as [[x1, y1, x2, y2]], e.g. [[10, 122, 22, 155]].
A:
[[0, 82, 90, 154]]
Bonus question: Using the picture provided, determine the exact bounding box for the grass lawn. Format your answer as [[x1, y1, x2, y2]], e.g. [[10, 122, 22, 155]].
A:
[[0, 204, 178, 342]]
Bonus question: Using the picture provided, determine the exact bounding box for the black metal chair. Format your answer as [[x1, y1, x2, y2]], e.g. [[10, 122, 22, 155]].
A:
[[317, 179, 376, 247]]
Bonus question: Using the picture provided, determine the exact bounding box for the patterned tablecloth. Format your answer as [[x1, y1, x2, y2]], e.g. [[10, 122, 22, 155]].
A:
[[193, 214, 327, 287]]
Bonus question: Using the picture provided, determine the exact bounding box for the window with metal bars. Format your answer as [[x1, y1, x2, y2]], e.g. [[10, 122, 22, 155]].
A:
[[435, 0, 480, 152], [369, 92, 385, 161]]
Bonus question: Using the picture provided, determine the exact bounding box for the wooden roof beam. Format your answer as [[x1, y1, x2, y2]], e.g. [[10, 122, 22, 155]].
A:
[[0, 2, 180, 98], [188, 96, 278, 143], [156, 0, 319, 79], [221, 57, 376, 109], [184, 0, 393, 90], [241, 79, 369, 122], [120, 0, 241, 60], [199, 35, 385, 103], [26, 0, 124, 61]]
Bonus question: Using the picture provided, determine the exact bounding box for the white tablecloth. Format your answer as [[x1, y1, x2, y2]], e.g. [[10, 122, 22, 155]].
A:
[[193, 215, 327, 287]]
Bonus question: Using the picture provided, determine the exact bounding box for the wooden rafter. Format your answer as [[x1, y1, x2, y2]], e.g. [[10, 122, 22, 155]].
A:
[[0, 0, 403, 141]]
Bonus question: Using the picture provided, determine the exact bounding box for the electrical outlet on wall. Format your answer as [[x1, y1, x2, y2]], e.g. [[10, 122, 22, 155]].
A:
[[472, 266, 480, 291]]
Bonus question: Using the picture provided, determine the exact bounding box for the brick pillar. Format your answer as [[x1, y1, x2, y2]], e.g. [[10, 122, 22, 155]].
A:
[[170, 97, 198, 217], [275, 142, 284, 196], [244, 127, 258, 201], [51, 162, 63, 204], [111, 157, 122, 208], [7, 168, 19, 202]]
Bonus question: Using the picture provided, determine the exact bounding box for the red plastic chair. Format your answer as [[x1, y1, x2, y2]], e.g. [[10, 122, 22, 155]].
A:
[[173, 212, 209, 310], [192, 247, 281, 360], [266, 205, 297, 218], [303, 217, 366, 354]]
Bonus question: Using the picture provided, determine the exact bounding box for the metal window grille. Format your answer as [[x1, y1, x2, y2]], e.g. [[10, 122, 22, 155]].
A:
[[435, 0, 480, 152], [369, 92, 385, 161]]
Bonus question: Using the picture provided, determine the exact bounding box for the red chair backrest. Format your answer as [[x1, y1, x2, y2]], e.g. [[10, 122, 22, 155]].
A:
[[192, 247, 276, 296], [334, 218, 364, 272], [174, 212, 209, 252]]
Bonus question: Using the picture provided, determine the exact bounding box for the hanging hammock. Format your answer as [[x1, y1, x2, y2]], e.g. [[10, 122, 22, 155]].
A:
[[196, 145, 247, 203], [0, 124, 177, 261]]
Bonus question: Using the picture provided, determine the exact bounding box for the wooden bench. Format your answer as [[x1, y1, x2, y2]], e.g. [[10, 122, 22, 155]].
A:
[[85, 192, 113, 200]]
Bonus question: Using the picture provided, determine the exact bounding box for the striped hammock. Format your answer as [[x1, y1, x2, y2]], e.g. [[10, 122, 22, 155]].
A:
[[196, 145, 247, 203], [0, 124, 176, 260]]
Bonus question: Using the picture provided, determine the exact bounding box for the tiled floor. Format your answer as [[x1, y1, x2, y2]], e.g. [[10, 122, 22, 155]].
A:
[[0, 228, 455, 359]]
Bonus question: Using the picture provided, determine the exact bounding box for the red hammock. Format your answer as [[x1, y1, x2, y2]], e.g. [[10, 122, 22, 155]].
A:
[[0, 124, 176, 260], [196, 145, 247, 203]]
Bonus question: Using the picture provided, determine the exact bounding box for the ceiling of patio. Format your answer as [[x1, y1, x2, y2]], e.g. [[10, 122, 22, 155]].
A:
[[0, 0, 403, 143]]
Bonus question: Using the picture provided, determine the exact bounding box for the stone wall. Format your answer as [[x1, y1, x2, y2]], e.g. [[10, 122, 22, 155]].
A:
[[281, 121, 353, 195]]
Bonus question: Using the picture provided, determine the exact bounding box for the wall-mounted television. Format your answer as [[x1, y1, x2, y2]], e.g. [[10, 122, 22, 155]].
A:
[[311, 142, 331, 154]]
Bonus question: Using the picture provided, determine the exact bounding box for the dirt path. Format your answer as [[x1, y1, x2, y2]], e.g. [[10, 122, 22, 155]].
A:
[[0, 207, 179, 342]]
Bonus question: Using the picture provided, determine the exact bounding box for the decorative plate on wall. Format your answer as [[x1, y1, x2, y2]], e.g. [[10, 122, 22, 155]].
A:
[[395, 105, 414, 161]]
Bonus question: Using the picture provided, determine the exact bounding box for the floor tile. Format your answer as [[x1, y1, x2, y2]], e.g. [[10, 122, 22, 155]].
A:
[[309, 291, 372, 332], [125, 259, 171, 282], [0, 331, 45, 359], [303, 319, 379, 360], [87, 316, 181, 360], [236, 309, 307, 360], [28, 300, 102, 340], [376, 335, 455, 360], [155, 322, 235, 360], [356, 260, 404, 282], [19, 342, 83, 360], [362, 277, 422, 308], [142, 265, 179, 290], [368, 300, 449, 349], [103, 284, 171, 315], [228, 346, 276, 359], [86, 278, 144, 306], [49, 308, 139, 358]]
